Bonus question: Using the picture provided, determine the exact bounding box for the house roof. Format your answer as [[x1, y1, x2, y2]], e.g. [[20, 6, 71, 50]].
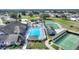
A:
[[0, 25, 5, 29], [1, 16, 16, 22], [0, 21, 28, 34], [0, 34, 19, 46]]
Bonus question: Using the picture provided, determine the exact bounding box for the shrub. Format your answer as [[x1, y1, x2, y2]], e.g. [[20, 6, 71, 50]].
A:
[[70, 25, 74, 28]]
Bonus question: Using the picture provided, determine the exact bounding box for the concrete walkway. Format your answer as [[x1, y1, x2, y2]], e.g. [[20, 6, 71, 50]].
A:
[[22, 44, 27, 49], [45, 40, 55, 50], [22, 28, 32, 49]]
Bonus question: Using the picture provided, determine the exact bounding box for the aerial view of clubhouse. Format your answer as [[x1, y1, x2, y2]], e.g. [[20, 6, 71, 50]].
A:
[[0, 9, 79, 50]]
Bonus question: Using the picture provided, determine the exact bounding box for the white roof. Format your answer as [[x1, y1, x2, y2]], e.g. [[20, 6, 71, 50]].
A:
[[0, 19, 5, 25], [70, 18, 76, 20], [21, 19, 28, 21], [70, 18, 79, 21], [21, 19, 28, 24]]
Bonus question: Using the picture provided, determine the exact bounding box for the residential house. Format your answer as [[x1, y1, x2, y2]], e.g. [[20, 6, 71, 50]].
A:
[[0, 21, 28, 49]]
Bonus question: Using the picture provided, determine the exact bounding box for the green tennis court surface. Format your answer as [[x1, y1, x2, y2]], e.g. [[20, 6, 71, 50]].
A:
[[55, 33, 79, 50]]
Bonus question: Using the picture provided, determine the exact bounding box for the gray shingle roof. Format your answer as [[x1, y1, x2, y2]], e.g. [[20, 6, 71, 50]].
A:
[[0, 21, 27, 34], [0, 21, 27, 48], [0, 34, 19, 46]]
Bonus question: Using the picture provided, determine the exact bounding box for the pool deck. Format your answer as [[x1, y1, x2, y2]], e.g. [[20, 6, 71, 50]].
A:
[[25, 22, 46, 41], [55, 22, 66, 34], [55, 28, 66, 34]]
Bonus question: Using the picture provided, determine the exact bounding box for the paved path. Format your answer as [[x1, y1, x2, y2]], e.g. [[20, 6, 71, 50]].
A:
[[45, 39, 55, 50], [22, 27, 33, 49], [22, 44, 27, 49]]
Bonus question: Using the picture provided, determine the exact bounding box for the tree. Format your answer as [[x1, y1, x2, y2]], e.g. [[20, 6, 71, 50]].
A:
[[40, 13, 50, 20], [18, 14, 21, 18], [28, 12, 33, 17], [10, 13, 17, 19], [21, 11, 26, 16], [61, 14, 68, 20], [18, 14, 22, 21], [33, 11, 39, 15], [55, 15, 59, 18]]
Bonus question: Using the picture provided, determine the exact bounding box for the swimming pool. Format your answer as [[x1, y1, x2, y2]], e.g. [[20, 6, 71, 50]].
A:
[[30, 27, 40, 37], [54, 31, 79, 50], [45, 20, 60, 29], [26, 26, 46, 40]]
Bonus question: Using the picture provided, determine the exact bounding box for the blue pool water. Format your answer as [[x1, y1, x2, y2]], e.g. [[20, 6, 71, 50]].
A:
[[30, 27, 40, 37], [25, 26, 46, 40]]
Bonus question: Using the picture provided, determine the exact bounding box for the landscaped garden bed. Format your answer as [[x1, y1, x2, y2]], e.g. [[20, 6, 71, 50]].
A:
[[7, 45, 23, 49], [27, 41, 48, 49]]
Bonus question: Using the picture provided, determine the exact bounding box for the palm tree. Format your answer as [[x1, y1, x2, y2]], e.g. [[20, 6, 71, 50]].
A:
[[18, 14, 21, 21]]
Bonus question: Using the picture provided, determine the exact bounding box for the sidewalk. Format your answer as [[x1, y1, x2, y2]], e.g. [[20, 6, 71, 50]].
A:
[[45, 40, 55, 50]]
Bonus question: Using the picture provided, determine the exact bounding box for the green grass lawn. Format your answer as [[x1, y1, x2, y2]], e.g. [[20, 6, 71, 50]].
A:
[[27, 41, 48, 49], [21, 16, 40, 20], [47, 17, 79, 32]]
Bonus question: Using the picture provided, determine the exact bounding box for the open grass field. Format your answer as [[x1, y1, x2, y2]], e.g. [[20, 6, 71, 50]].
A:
[[21, 16, 40, 20], [47, 17, 79, 32]]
